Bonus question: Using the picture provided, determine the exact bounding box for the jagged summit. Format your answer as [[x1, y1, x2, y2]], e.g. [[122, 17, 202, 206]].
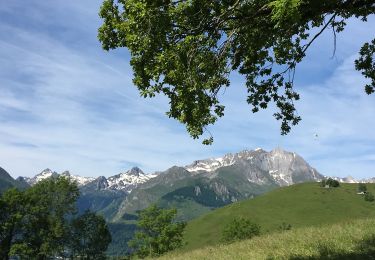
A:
[[184, 148, 267, 173], [105, 167, 156, 192], [21, 167, 157, 193], [20, 147, 371, 197], [61, 170, 71, 176], [127, 167, 143, 177], [185, 148, 323, 186], [22, 169, 94, 186], [22, 168, 58, 186]]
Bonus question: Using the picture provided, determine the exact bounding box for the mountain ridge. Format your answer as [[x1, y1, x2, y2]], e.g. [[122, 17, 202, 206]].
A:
[[13, 148, 375, 187]]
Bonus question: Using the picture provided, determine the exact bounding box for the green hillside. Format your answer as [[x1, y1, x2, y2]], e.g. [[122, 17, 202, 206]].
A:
[[162, 218, 375, 259], [182, 182, 375, 252]]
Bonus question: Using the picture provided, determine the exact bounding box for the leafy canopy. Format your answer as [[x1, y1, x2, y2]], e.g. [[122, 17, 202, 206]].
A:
[[0, 176, 111, 259], [99, 0, 375, 144], [128, 205, 186, 258], [70, 210, 112, 259], [0, 188, 26, 260]]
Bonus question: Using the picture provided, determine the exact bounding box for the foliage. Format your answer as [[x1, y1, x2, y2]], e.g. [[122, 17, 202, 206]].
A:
[[278, 222, 292, 231], [128, 205, 186, 258], [321, 178, 340, 188], [15, 176, 80, 258], [0, 188, 26, 260], [328, 178, 340, 188], [355, 38, 375, 95], [222, 217, 260, 243], [0, 176, 111, 259], [358, 183, 367, 193], [69, 210, 112, 259], [98, 0, 375, 144], [364, 192, 375, 202]]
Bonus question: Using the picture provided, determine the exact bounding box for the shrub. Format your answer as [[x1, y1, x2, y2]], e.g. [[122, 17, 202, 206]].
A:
[[278, 222, 292, 231], [365, 192, 374, 202], [322, 178, 340, 188], [222, 217, 260, 243], [358, 183, 367, 193]]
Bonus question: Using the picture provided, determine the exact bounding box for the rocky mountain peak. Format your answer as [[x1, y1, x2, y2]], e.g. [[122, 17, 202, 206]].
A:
[[184, 148, 323, 186], [15, 176, 26, 182], [22, 169, 94, 187], [127, 167, 143, 177], [40, 168, 55, 174], [61, 171, 71, 177], [105, 167, 156, 192], [96, 176, 109, 190]]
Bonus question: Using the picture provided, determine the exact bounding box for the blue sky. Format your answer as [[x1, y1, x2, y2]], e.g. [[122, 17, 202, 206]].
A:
[[0, 1, 374, 179]]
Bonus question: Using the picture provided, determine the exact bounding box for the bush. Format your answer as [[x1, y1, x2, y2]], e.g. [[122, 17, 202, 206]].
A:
[[365, 192, 374, 202], [321, 178, 340, 188], [278, 222, 292, 231], [222, 217, 260, 243], [358, 183, 367, 193]]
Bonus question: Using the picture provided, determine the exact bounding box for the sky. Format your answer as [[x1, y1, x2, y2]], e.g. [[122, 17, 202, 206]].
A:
[[0, 1, 374, 179]]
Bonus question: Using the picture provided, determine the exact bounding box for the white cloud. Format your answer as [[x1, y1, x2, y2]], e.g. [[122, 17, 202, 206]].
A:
[[0, 1, 374, 180]]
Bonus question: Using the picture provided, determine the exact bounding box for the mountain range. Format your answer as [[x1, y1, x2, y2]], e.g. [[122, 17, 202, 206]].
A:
[[1, 147, 371, 256], [1, 148, 323, 219], [20, 167, 156, 193], [4, 147, 374, 220]]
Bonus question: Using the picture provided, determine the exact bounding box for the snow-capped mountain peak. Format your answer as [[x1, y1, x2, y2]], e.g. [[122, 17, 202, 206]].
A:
[[185, 148, 322, 186], [184, 149, 269, 173], [23, 168, 58, 186], [328, 175, 375, 184], [106, 167, 157, 192], [60, 171, 95, 186], [184, 153, 237, 173], [22, 166, 157, 193], [126, 166, 143, 177], [22, 169, 95, 187]]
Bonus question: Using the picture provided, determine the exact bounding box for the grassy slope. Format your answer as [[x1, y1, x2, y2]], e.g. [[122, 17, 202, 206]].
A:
[[162, 218, 375, 259], [181, 182, 375, 252]]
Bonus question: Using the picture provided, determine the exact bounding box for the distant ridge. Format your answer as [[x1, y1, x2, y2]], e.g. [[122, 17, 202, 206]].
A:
[[16, 148, 374, 191], [0, 167, 29, 192], [21, 167, 156, 193]]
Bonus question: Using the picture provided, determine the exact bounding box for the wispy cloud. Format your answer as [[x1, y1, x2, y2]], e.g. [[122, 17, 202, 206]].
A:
[[0, 1, 374, 179]]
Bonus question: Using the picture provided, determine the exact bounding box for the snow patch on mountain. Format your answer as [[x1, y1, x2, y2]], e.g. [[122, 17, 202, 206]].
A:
[[22, 167, 157, 193], [61, 171, 95, 186], [328, 175, 375, 184], [106, 167, 157, 191], [185, 153, 236, 173], [185, 148, 323, 186], [23, 169, 95, 186]]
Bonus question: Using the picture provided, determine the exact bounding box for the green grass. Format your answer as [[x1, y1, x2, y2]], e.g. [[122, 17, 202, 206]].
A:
[[181, 182, 375, 252], [161, 218, 375, 259]]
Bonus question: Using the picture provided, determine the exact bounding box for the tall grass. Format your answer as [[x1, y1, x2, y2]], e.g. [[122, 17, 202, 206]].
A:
[[161, 218, 375, 259], [182, 183, 375, 251]]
